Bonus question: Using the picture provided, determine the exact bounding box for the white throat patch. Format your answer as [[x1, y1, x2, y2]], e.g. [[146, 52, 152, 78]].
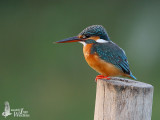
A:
[[96, 39, 108, 43], [79, 41, 87, 46]]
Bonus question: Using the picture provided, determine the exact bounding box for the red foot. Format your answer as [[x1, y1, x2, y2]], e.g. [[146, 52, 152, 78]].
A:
[[95, 75, 111, 82]]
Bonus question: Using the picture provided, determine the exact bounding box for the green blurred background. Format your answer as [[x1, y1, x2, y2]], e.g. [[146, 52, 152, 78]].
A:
[[0, 0, 160, 120]]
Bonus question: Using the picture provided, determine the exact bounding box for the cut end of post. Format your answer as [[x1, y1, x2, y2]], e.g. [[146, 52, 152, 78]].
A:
[[98, 77, 153, 92], [94, 77, 154, 120]]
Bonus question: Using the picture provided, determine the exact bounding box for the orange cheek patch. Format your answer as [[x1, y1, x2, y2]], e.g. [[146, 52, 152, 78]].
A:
[[89, 36, 100, 40]]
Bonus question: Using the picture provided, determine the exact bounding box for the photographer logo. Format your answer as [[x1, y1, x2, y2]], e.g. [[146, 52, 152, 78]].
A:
[[2, 101, 30, 118]]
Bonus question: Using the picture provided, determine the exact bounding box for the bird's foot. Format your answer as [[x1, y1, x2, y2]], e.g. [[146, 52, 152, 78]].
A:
[[95, 75, 111, 82]]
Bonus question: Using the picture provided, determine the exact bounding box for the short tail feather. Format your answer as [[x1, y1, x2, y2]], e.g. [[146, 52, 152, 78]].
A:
[[129, 73, 136, 80]]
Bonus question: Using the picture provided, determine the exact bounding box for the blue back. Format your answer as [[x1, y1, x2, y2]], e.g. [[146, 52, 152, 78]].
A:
[[91, 41, 131, 75]]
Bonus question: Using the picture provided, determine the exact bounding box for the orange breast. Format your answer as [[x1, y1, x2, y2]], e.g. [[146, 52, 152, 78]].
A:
[[83, 44, 126, 77]]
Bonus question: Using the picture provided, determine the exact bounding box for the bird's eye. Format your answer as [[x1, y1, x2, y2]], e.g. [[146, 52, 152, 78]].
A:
[[82, 36, 86, 39], [82, 35, 90, 39]]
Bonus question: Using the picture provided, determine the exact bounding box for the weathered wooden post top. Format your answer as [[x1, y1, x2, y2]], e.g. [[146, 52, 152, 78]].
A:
[[94, 77, 154, 120]]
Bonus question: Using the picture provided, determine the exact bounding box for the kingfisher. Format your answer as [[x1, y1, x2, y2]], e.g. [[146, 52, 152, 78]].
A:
[[56, 25, 136, 80]]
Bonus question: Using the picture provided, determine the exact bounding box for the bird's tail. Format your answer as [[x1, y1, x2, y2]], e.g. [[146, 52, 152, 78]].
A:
[[129, 73, 137, 80]]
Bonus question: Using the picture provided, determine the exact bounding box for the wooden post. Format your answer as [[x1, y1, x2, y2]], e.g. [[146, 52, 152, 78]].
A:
[[94, 77, 154, 120]]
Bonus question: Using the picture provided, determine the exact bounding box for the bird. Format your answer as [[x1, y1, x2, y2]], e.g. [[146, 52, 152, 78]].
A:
[[2, 101, 12, 118], [56, 25, 136, 80]]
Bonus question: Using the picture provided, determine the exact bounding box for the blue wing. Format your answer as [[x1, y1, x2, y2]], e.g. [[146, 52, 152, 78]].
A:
[[91, 41, 131, 75]]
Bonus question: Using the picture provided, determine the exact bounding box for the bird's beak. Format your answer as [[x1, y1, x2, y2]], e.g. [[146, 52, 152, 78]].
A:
[[55, 36, 83, 43]]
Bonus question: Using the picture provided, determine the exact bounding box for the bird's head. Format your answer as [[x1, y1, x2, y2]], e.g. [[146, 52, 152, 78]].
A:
[[56, 25, 110, 45]]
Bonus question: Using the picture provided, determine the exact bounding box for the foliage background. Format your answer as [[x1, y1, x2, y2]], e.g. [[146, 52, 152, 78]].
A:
[[0, 0, 160, 119]]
